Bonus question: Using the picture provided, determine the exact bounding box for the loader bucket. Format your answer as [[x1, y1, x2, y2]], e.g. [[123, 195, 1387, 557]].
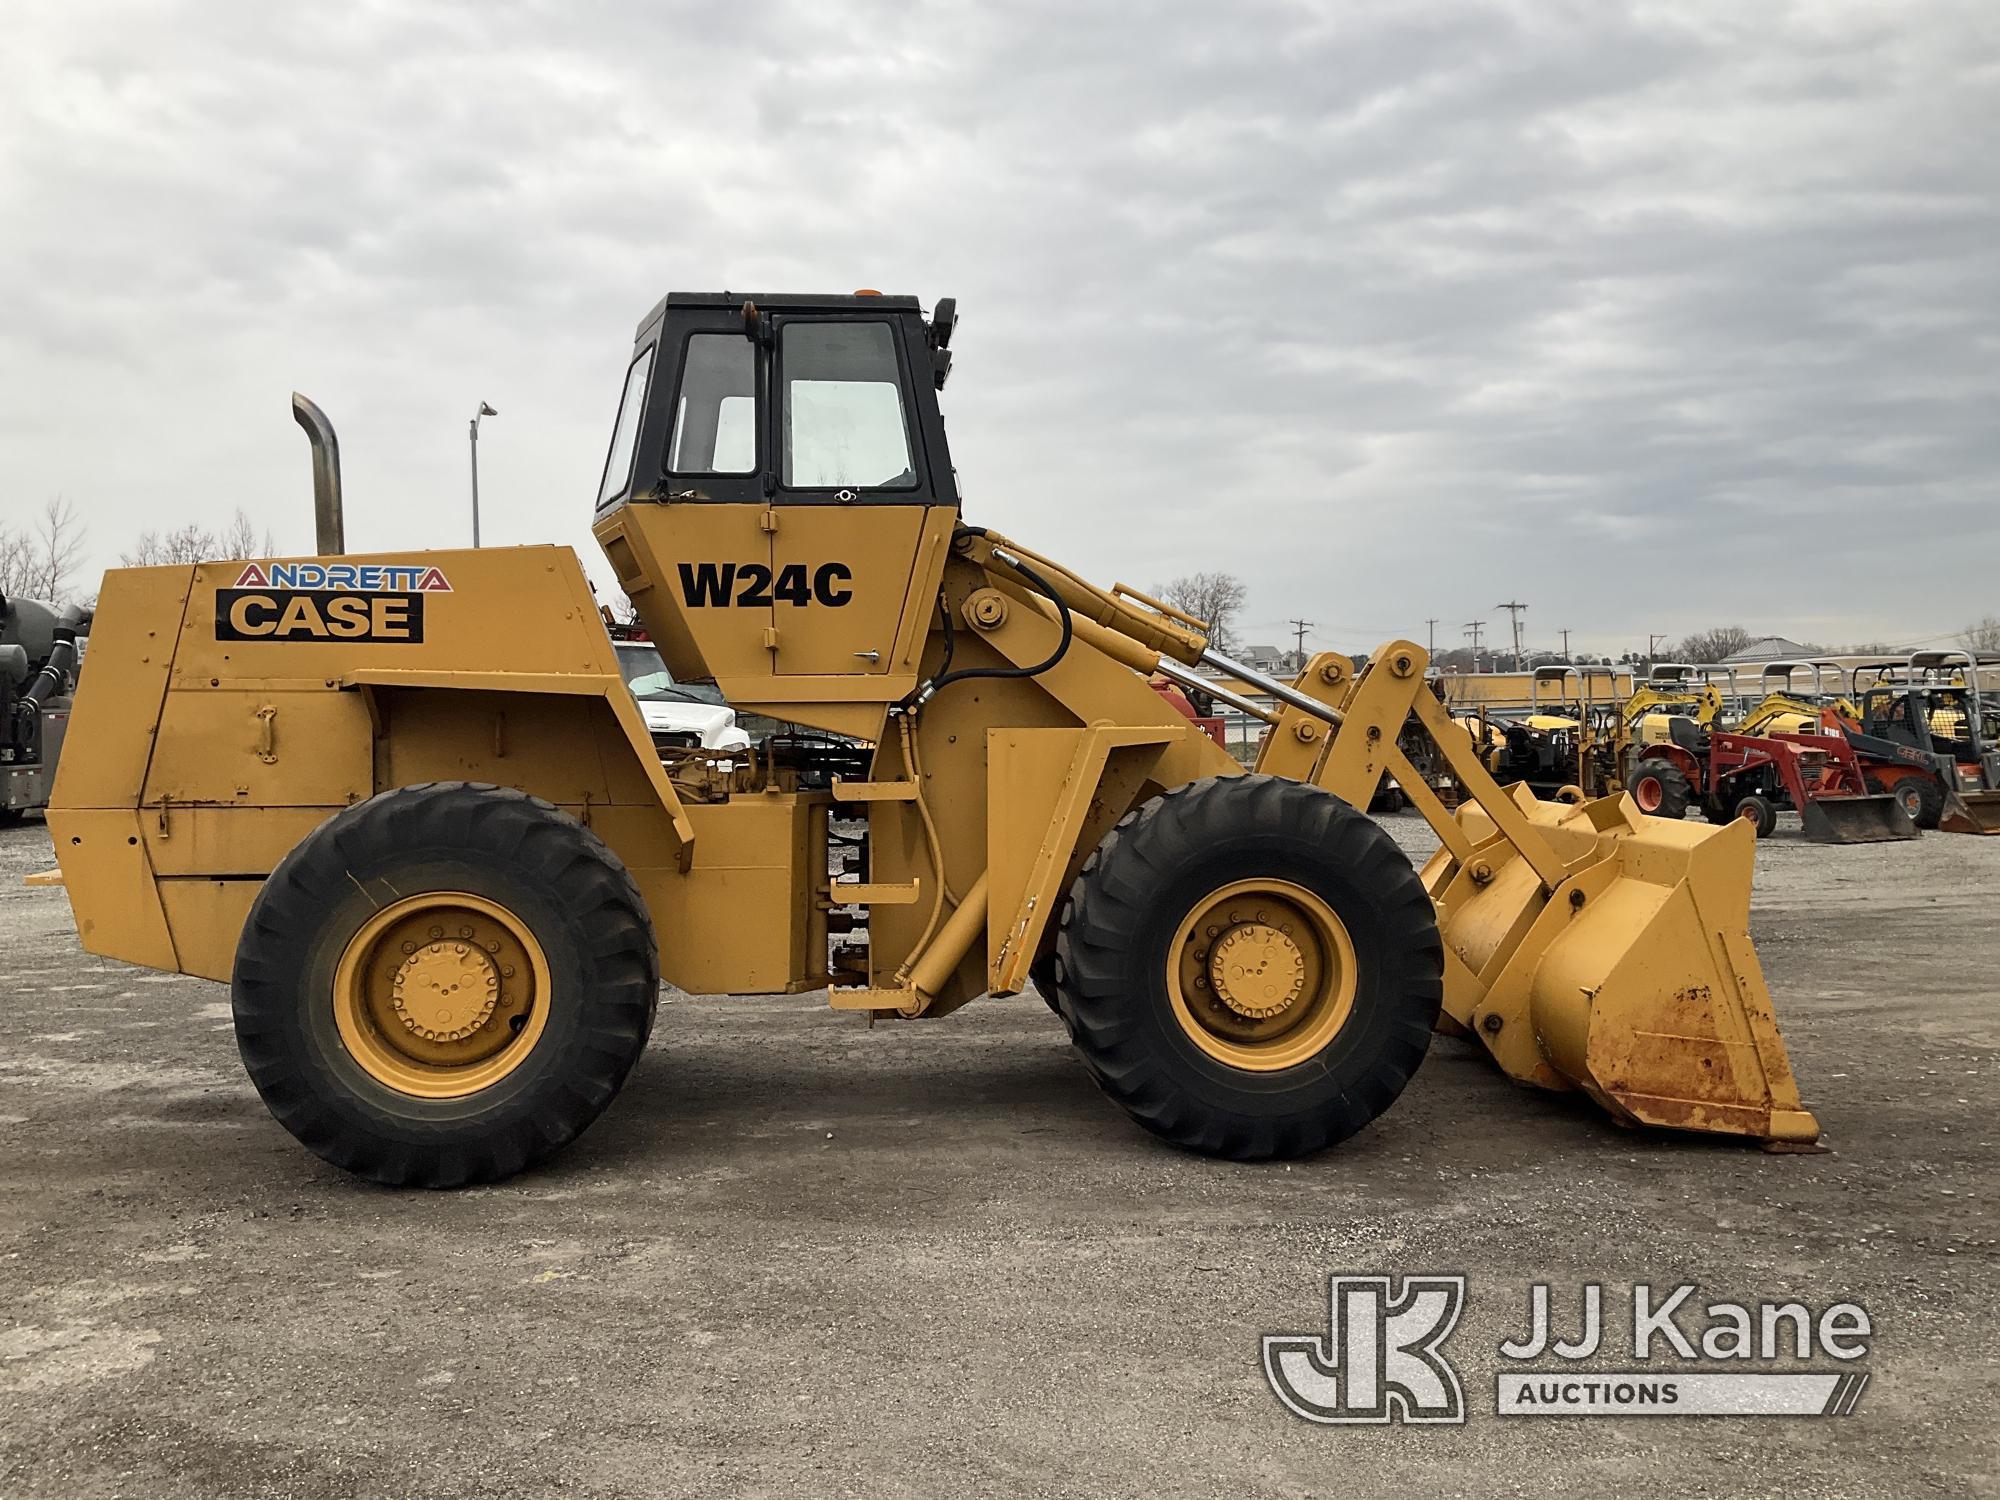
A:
[[1940, 789, 2000, 835], [1799, 793, 1918, 844], [1421, 790, 1820, 1146]]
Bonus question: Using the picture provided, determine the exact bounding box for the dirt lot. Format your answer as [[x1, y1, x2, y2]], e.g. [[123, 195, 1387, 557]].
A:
[[1, 811, 1994, 1498]]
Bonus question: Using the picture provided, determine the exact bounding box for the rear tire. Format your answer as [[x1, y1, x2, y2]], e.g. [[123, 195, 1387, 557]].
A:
[[1731, 791, 1778, 839], [1031, 951, 1061, 1015], [1885, 774, 1944, 830], [1626, 757, 1692, 820], [1054, 776, 1441, 1160], [232, 782, 658, 1187]]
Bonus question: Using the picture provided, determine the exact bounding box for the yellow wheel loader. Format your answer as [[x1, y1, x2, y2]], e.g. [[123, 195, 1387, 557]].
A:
[[41, 292, 1819, 1185]]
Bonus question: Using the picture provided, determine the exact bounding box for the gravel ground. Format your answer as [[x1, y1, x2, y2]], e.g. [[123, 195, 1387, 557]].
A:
[[1, 811, 1994, 1498]]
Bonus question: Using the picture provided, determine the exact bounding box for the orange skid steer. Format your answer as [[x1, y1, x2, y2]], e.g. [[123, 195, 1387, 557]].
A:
[[39, 292, 1819, 1185]]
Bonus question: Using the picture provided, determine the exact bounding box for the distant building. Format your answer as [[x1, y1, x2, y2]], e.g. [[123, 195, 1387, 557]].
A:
[[1719, 636, 1816, 665], [1233, 643, 1301, 676]]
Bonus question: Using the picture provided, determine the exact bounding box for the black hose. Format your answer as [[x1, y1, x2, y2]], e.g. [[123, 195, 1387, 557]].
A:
[[20, 637, 76, 713], [913, 545, 1073, 706]]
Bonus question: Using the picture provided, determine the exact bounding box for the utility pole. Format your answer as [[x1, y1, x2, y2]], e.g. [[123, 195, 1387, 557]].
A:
[[1647, 632, 1668, 664], [1559, 627, 1571, 660], [1287, 618, 1313, 670], [469, 401, 498, 547], [1495, 601, 1527, 672], [1424, 617, 1438, 656], [1463, 619, 1485, 671]]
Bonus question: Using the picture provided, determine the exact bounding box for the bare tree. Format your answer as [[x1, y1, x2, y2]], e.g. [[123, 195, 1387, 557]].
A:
[[1154, 571, 1247, 654], [1961, 616, 2000, 654], [0, 497, 87, 604], [122, 508, 275, 567], [1675, 625, 1755, 663], [219, 508, 278, 561]]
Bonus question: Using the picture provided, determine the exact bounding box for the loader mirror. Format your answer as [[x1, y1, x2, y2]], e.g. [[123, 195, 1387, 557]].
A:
[[928, 298, 957, 388]]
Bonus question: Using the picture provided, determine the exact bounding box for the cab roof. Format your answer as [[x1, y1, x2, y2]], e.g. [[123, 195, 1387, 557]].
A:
[[636, 291, 922, 335]]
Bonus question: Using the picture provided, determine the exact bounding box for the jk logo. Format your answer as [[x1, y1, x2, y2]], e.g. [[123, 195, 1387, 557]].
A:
[[1263, 1275, 1467, 1425]]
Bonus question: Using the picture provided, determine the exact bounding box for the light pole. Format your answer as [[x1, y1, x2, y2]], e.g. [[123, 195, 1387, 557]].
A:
[[469, 402, 497, 546]]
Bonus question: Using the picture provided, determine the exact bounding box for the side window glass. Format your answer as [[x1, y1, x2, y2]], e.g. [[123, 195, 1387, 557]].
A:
[[669, 334, 757, 475], [596, 345, 655, 506], [781, 322, 915, 489]]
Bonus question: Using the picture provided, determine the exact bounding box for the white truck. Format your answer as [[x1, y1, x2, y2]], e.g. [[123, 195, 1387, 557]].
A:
[[612, 638, 752, 755]]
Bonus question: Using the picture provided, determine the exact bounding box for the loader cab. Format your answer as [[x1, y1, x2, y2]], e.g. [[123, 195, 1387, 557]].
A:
[[590, 293, 965, 740], [595, 292, 959, 515]]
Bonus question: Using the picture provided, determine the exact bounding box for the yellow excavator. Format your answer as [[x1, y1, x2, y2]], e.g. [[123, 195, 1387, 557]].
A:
[[1736, 661, 1862, 737], [36, 292, 1819, 1185]]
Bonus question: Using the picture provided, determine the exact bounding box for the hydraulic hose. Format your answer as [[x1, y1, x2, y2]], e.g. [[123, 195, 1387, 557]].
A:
[[911, 533, 1073, 707]]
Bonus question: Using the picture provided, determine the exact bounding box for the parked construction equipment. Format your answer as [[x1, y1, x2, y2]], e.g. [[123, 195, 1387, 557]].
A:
[[40, 292, 1819, 1185], [1734, 661, 1860, 738], [1837, 653, 2000, 834], [1627, 716, 1914, 843], [1, 593, 88, 824], [1453, 662, 1911, 843]]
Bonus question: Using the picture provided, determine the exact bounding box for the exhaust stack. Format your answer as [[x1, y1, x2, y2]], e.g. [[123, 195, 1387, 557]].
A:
[[291, 392, 345, 556]]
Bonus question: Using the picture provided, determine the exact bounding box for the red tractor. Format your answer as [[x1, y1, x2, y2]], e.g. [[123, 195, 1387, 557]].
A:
[[1625, 715, 1915, 843]]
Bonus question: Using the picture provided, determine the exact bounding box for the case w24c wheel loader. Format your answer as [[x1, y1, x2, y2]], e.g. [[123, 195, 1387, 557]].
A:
[[43, 292, 1820, 1186]]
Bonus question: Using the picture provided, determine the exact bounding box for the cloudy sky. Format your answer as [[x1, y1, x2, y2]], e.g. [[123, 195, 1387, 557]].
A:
[[3, 0, 1994, 658]]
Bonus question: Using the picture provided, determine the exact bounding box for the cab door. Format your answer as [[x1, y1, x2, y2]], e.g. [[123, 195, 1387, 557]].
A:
[[765, 316, 936, 677]]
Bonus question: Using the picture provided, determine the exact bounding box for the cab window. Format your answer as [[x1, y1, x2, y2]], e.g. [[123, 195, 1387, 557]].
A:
[[668, 334, 757, 475], [596, 345, 655, 506], [781, 322, 915, 490]]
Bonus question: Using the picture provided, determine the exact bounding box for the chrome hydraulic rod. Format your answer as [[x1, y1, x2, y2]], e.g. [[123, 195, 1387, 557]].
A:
[[1199, 647, 1346, 727], [1154, 657, 1278, 724]]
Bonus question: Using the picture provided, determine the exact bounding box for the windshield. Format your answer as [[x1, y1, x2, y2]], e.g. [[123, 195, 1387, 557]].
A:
[[614, 642, 725, 707], [597, 346, 656, 507]]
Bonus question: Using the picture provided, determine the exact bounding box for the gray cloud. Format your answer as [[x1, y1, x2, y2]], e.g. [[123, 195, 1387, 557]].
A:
[[2, 0, 1994, 656]]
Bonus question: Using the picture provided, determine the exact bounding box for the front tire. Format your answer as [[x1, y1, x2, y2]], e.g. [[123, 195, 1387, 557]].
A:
[[1054, 776, 1441, 1160], [1887, 774, 1944, 830], [233, 782, 658, 1187], [1730, 791, 1778, 839]]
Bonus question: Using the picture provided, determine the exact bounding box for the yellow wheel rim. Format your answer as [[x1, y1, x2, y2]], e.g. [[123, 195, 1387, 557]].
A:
[[1166, 878, 1358, 1072], [332, 892, 552, 1099]]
